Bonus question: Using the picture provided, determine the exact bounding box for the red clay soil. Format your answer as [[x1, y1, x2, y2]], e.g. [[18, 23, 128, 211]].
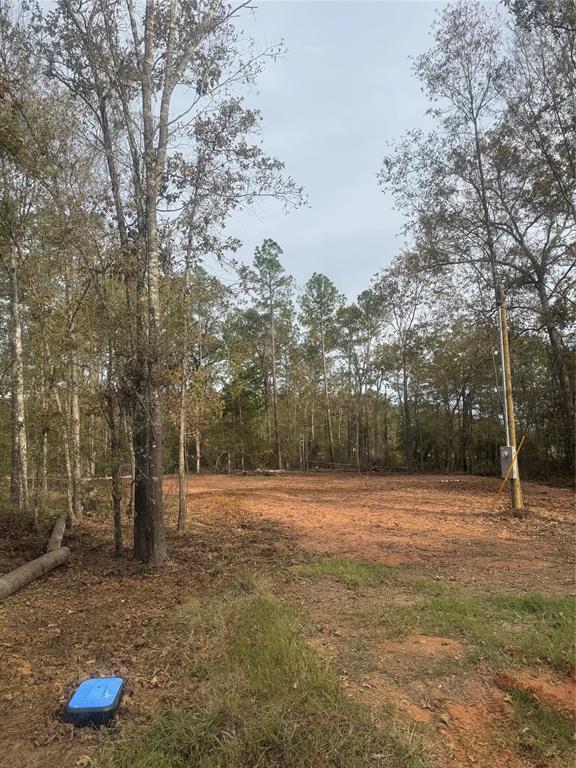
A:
[[495, 669, 576, 719], [166, 472, 575, 593], [0, 472, 574, 768]]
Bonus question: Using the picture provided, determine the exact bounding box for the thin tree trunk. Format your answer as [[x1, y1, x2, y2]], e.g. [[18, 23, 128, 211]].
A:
[[177, 366, 187, 530], [107, 344, 123, 556], [41, 429, 48, 493], [383, 391, 389, 465], [54, 389, 75, 524], [270, 305, 282, 469], [320, 323, 335, 461], [124, 414, 136, 518], [536, 282, 575, 469], [195, 430, 201, 474], [401, 355, 412, 467], [70, 353, 82, 522], [238, 399, 245, 472], [355, 391, 361, 471], [88, 412, 96, 477], [9, 245, 28, 516], [178, 232, 193, 530]]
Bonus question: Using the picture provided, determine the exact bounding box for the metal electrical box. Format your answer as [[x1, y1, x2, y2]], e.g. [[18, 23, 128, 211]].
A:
[[500, 445, 518, 479]]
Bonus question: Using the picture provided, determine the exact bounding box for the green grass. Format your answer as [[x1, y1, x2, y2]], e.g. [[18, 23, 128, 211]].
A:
[[360, 591, 575, 672], [96, 586, 426, 768], [296, 556, 575, 672], [508, 686, 575, 767], [292, 557, 401, 587], [292, 557, 446, 596]]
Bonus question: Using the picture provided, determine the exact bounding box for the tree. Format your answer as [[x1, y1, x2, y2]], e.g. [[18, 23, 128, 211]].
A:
[[300, 274, 344, 462], [373, 258, 428, 468], [380, 0, 575, 474], [38, 0, 296, 562], [248, 239, 294, 469]]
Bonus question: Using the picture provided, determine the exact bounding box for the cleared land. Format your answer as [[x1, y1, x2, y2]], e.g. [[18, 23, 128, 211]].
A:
[[0, 473, 574, 768]]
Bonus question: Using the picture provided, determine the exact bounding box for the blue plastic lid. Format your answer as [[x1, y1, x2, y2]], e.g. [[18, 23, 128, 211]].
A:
[[68, 677, 125, 711]]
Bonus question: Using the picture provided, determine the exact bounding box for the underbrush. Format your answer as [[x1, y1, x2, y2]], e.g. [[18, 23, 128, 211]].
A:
[[95, 580, 426, 768]]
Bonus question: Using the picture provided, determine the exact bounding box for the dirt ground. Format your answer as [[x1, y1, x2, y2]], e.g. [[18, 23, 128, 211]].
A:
[[0, 472, 574, 768], [167, 472, 575, 593]]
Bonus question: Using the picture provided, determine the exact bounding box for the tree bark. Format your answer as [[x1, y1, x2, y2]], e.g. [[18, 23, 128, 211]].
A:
[[9, 244, 28, 516], [123, 414, 136, 519], [70, 353, 82, 522], [54, 388, 76, 524], [46, 514, 67, 553], [107, 344, 124, 556], [269, 301, 282, 469], [0, 547, 70, 602], [177, 247, 191, 531], [195, 430, 201, 474], [133, 0, 166, 565], [177, 363, 187, 531], [401, 354, 412, 466], [320, 320, 335, 462], [535, 281, 575, 469]]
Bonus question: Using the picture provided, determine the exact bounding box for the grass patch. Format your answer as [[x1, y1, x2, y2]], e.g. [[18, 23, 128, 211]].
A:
[[96, 584, 426, 768], [508, 686, 575, 767], [292, 556, 446, 596], [294, 556, 575, 671], [352, 591, 575, 672], [294, 557, 576, 671], [292, 557, 401, 587]]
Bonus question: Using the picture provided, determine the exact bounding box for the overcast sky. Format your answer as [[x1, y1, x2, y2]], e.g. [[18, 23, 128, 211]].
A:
[[223, 0, 444, 299]]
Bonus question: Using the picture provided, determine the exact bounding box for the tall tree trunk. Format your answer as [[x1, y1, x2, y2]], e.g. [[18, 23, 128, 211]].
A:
[[320, 322, 335, 461], [238, 399, 245, 472], [270, 306, 282, 469], [195, 430, 201, 474], [134, 0, 165, 565], [133, 246, 150, 559], [401, 355, 412, 467], [124, 414, 136, 518], [535, 282, 575, 470], [355, 390, 361, 471], [54, 389, 75, 524], [37, 343, 50, 503], [41, 429, 48, 494], [88, 412, 96, 477], [107, 345, 123, 556], [177, 253, 190, 531], [177, 366, 187, 530], [9, 245, 28, 516], [70, 353, 82, 522], [383, 391, 389, 465]]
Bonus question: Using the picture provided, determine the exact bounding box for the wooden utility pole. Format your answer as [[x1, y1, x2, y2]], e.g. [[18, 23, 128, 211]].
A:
[[497, 285, 524, 515]]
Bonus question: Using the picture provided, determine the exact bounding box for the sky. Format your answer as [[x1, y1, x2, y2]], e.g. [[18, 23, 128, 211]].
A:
[[223, 0, 444, 299]]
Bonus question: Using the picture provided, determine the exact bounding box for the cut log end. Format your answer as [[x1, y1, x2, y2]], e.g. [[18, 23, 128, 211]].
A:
[[46, 514, 67, 553]]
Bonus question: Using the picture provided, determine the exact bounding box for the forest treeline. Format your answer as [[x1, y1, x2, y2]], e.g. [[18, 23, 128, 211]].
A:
[[0, 0, 573, 562]]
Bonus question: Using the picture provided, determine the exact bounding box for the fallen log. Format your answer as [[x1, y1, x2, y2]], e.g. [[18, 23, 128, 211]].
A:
[[46, 514, 67, 553], [0, 547, 70, 601]]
